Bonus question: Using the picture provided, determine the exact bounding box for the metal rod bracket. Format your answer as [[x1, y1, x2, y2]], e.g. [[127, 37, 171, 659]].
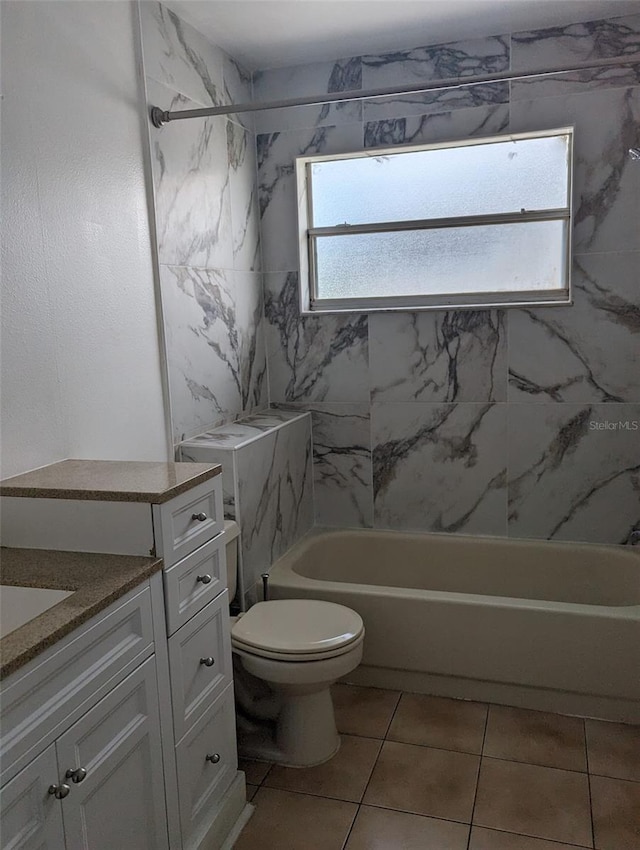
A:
[[150, 106, 170, 128]]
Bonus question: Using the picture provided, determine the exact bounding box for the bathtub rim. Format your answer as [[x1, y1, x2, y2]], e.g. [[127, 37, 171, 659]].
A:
[[268, 526, 640, 617]]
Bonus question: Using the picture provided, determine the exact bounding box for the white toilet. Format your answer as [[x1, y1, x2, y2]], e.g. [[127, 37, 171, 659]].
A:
[[222, 521, 364, 767]]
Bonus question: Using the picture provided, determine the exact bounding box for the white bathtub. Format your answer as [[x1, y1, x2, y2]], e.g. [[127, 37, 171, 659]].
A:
[[269, 528, 640, 722]]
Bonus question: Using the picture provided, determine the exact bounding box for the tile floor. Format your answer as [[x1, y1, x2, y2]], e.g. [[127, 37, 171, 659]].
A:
[[234, 684, 640, 850]]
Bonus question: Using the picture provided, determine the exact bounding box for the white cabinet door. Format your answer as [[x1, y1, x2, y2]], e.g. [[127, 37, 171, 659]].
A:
[[0, 743, 66, 850], [55, 657, 169, 850]]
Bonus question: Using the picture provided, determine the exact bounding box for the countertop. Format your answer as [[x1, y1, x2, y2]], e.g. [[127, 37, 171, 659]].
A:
[[0, 459, 221, 503], [0, 547, 163, 679]]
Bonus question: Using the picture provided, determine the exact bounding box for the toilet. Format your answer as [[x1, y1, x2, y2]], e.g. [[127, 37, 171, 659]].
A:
[[222, 521, 364, 767]]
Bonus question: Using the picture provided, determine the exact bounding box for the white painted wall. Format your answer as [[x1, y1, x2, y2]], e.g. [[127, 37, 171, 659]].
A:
[[1, 0, 170, 478]]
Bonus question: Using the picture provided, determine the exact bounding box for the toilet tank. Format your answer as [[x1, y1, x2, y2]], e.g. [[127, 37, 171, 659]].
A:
[[222, 520, 240, 602]]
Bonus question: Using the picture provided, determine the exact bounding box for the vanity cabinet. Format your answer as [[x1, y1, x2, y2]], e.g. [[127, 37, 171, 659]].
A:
[[0, 657, 167, 850], [0, 583, 168, 850], [0, 464, 246, 850]]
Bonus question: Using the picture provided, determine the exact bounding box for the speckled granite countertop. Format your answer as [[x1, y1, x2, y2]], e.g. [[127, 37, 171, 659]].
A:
[[0, 548, 163, 679], [0, 459, 221, 503]]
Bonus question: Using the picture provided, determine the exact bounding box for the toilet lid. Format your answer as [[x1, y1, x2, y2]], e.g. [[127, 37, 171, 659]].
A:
[[231, 599, 364, 656]]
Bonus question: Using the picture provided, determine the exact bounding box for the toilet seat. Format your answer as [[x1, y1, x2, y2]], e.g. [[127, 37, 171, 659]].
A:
[[231, 599, 364, 662]]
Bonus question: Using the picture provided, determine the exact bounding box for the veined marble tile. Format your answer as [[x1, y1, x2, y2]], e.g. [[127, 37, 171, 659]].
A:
[[178, 410, 310, 522], [140, 1, 225, 107], [364, 82, 509, 123], [179, 409, 310, 450], [234, 271, 268, 413], [279, 403, 373, 528], [148, 79, 233, 268], [508, 403, 640, 543], [361, 36, 509, 122], [160, 265, 238, 441], [179, 444, 237, 518], [364, 102, 509, 147], [264, 271, 369, 403], [511, 15, 640, 100], [371, 311, 507, 403], [364, 93, 509, 142], [160, 266, 266, 441], [227, 121, 261, 272], [372, 403, 507, 535], [257, 123, 364, 272], [508, 252, 640, 403], [223, 52, 254, 131], [510, 86, 640, 254], [236, 414, 313, 590], [253, 57, 362, 134], [180, 411, 313, 593]]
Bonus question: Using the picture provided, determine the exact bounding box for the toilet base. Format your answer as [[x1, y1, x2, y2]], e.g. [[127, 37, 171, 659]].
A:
[[233, 636, 363, 768], [237, 684, 341, 767]]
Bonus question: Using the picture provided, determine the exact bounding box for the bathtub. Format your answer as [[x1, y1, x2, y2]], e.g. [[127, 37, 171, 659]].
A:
[[268, 528, 640, 722]]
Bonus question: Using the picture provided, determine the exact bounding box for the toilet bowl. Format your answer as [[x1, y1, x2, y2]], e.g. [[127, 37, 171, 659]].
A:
[[222, 521, 364, 767]]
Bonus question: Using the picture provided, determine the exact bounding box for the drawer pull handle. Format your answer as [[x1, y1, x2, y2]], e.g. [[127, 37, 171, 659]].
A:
[[197, 574, 212, 584], [49, 783, 71, 799], [192, 512, 208, 522], [200, 656, 215, 667], [206, 753, 221, 764], [65, 767, 87, 784]]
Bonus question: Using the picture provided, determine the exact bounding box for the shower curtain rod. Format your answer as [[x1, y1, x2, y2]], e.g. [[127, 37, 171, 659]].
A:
[[150, 53, 640, 127]]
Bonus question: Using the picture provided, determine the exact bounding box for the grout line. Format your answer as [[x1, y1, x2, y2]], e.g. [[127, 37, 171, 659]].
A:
[[583, 718, 597, 850], [340, 799, 360, 850], [348, 799, 474, 829], [343, 715, 391, 846], [588, 772, 640, 784], [382, 690, 403, 739], [477, 753, 591, 777], [466, 705, 490, 850], [359, 733, 592, 775], [468, 825, 593, 849]]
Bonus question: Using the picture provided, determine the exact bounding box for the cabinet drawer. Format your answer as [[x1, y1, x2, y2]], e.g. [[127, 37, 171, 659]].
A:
[[0, 585, 153, 785], [175, 684, 237, 847], [168, 591, 232, 742], [153, 478, 223, 567], [164, 536, 227, 636]]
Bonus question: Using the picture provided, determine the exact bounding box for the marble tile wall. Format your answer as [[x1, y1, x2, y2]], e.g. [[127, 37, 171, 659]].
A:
[[257, 14, 640, 544], [140, 1, 267, 443], [179, 411, 313, 605]]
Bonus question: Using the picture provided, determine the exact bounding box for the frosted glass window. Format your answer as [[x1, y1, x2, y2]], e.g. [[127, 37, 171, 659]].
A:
[[296, 127, 573, 312], [315, 221, 569, 301], [311, 135, 570, 226]]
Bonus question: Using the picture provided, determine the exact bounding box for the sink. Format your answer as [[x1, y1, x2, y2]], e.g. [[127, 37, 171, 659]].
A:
[[0, 586, 74, 639]]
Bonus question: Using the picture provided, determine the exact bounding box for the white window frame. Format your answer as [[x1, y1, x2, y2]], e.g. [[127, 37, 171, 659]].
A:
[[295, 127, 574, 314]]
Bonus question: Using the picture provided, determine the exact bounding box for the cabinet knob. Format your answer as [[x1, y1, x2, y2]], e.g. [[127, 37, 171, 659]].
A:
[[200, 656, 215, 667], [196, 574, 212, 584], [48, 783, 71, 799], [192, 512, 208, 522], [205, 753, 221, 764], [65, 767, 87, 784]]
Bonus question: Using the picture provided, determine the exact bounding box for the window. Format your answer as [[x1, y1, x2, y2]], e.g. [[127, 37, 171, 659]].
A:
[[296, 128, 573, 313]]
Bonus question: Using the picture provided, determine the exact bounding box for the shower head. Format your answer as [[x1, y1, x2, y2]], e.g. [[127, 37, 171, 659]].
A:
[[629, 147, 640, 160]]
